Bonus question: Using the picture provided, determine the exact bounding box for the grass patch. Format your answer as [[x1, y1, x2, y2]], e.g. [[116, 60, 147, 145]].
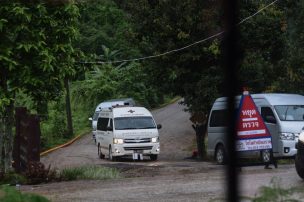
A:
[[60, 165, 121, 181], [277, 159, 294, 165], [0, 185, 49, 202], [209, 179, 303, 202], [251, 178, 302, 202], [0, 172, 27, 185]]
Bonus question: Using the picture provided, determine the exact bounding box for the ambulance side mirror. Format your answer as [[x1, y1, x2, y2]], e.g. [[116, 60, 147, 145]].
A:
[[265, 116, 276, 124], [157, 124, 162, 129]]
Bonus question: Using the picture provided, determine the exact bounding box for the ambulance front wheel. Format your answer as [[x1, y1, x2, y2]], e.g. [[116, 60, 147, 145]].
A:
[[98, 144, 105, 159], [109, 146, 117, 161], [295, 154, 304, 179]]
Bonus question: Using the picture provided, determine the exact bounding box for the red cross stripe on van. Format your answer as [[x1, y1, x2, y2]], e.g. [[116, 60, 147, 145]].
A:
[[236, 92, 272, 151]]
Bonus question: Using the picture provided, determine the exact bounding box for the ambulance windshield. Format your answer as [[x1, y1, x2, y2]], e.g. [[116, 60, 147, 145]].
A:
[[114, 116, 156, 130]]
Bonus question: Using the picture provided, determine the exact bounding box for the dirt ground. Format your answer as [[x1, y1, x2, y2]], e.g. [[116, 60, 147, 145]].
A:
[[21, 100, 304, 201]]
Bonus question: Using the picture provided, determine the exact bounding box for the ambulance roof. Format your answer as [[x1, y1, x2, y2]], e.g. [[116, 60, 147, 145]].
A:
[[112, 107, 152, 117], [95, 98, 135, 111]]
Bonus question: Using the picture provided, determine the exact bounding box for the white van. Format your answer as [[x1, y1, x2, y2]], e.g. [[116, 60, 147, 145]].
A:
[[89, 98, 135, 141], [96, 106, 161, 161], [207, 93, 304, 164]]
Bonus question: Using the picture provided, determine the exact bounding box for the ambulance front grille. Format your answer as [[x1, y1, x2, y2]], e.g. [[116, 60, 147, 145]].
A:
[[124, 146, 153, 151], [124, 138, 151, 143]]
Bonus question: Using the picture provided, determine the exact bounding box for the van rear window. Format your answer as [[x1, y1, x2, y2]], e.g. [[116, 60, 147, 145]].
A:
[[209, 110, 228, 127]]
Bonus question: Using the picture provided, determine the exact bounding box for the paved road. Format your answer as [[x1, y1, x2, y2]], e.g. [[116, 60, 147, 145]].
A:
[[24, 100, 304, 201], [41, 99, 195, 169]]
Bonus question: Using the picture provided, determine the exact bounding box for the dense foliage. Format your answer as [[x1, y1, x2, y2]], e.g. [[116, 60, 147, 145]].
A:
[[116, 0, 301, 117], [0, 185, 49, 202], [116, 0, 224, 115], [1, 0, 304, 170], [0, 0, 80, 172]]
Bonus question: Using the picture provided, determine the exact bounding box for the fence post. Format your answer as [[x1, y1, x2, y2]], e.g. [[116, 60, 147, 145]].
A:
[[13, 107, 41, 173]]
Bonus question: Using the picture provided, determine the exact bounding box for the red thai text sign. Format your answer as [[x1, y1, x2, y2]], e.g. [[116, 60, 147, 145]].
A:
[[236, 94, 272, 151]]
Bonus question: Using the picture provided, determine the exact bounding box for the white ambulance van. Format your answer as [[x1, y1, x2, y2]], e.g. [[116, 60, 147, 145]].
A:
[[207, 93, 304, 164], [89, 98, 135, 141], [96, 106, 161, 161]]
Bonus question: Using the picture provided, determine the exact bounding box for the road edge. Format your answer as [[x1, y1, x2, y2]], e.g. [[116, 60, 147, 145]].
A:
[[40, 97, 181, 157], [40, 134, 84, 157]]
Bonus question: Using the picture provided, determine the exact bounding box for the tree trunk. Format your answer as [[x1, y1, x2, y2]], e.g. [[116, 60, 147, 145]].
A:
[[3, 102, 14, 173], [64, 77, 73, 137], [0, 69, 14, 173], [0, 71, 14, 173], [0, 116, 4, 172], [192, 123, 207, 160]]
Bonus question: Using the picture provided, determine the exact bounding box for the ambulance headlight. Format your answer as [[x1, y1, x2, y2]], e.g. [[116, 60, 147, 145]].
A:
[[151, 137, 159, 143], [280, 133, 295, 140], [113, 138, 124, 144], [299, 131, 304, 143]]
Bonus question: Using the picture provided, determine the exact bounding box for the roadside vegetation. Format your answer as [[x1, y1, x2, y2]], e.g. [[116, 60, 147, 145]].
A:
[[251, 179, 302, 202], [211, 179, 302, 202], [0, 165, 121, 186], [60, 166, 121, 181], [0, 185, 49, 202]]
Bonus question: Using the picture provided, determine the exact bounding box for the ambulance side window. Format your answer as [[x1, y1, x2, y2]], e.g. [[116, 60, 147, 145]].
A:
[[261, 107, 276, 124], [97, 118, 109, 131], [108, 119, 113, 131]]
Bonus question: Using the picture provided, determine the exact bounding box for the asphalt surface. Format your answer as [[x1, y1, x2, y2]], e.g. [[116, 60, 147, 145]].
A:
[[40, 99, 195, 169], [23, 100, 304, 201]]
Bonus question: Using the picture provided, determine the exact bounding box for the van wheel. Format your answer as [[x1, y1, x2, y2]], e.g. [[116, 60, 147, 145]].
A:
[[215, 145, 226, 165], [295, 154, 304, 179], [98, 144, 104, 159], [109, 146, 116, 161], [150, 154, 158, 161], [261, 150, 271, 163]]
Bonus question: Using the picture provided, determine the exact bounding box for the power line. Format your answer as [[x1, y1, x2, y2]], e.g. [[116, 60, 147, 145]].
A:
[[81, 0, 280, 65]]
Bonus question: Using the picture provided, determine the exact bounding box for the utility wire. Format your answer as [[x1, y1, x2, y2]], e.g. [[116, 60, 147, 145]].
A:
[[237, 0, 279, 25], [81, 0, 279, 65]]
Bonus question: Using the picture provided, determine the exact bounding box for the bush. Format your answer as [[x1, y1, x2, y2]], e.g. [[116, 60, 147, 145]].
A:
[[0, 185, 49, 202], [0, 172, 27, 186], [60, 165, 120, 181], [25, 162, 58, 185]]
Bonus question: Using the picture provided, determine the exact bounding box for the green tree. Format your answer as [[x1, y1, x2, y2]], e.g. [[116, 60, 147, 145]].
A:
[[117, 0, 223, 115], [77, 0, 139, 58], [274, 0, 304, 93], [0, 0, 80, 173], [117, 0, 293, 159], [116, 0, 223, 159], [238, 1, 287, 93]]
